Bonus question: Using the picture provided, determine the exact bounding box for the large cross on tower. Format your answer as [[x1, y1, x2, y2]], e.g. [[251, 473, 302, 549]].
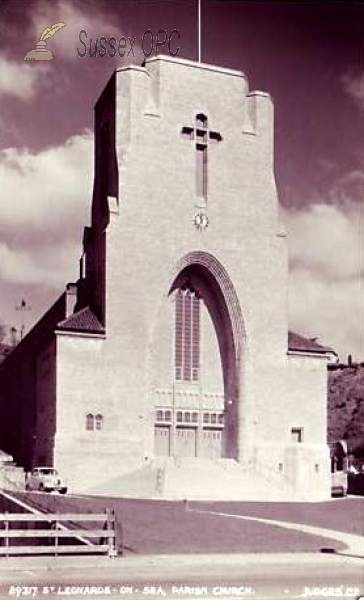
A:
[[181, 114, 222, 201]]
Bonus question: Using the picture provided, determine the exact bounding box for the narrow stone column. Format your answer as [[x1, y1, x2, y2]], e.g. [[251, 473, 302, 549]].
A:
[[237, 356, 255, 468]]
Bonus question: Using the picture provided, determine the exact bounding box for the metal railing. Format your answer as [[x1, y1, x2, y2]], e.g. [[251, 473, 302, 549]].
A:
[[0, 510, 118, 557]]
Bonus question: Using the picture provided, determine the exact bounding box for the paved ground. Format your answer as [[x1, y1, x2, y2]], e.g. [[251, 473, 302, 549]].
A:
[[0, 552, 363, 600]]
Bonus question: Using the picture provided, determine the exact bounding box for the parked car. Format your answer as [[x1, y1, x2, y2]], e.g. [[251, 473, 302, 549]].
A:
[[25, 467, 67, 494]]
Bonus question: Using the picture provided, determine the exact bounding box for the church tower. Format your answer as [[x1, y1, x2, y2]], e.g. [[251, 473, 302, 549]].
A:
[[53, 56, 331, 499]]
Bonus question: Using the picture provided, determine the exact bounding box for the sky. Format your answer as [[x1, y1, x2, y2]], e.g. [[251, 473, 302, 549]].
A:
[[0, 0, 363, 359]]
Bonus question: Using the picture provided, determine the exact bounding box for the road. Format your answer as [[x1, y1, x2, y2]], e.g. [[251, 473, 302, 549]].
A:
[[0, 553, 363, 600]]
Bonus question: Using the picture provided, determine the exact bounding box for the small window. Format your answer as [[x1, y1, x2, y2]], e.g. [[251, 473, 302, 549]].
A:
[[218, 413, 224, 424], [192, 368, 199, 382], [165, 410, 171, 422], [95, 414, 103, 430], [86, 414, 94, 431], [156, 410, 163, 422], [211, 413, 217, 424], [203, 413, 209, 424], [291, 427, 303, 443], [176, 411, 182, 423], [192, 412, 198, 423], [184, 412, 191, 423]]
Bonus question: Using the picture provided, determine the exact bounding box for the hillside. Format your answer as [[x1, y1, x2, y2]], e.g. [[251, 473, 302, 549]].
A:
[[0, 342, 12, 364], [328, 364, 364, 458]]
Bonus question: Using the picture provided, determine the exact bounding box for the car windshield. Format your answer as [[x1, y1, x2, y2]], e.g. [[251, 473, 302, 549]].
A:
[[39, 468, 58, 475]]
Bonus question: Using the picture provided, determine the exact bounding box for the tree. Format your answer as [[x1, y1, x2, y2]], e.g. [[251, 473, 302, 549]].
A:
[[0, 322, 6, 343]]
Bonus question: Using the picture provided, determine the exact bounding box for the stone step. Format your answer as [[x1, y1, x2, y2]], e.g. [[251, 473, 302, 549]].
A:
[[162, 458, 290, 501], [73, 457, 294, 501]]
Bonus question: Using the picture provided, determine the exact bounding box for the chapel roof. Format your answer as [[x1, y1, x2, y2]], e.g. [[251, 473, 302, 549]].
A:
[[288, 331, 335, 355], [0, 449, 13, 463], [57, 307, 104, 334]]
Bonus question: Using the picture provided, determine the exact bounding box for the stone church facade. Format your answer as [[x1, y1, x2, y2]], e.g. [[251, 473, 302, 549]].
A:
[[0, 56, 335, 499]]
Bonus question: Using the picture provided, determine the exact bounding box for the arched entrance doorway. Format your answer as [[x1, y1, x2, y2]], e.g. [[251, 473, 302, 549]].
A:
[[152, 252, 245, 461]]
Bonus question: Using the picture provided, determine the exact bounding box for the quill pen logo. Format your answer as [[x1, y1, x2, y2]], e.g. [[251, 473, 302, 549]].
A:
[[24, 22, 66, 61]]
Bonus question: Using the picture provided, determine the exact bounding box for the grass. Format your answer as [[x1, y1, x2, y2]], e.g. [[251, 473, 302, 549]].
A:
[[191, 498, 364, 537], [11, 492, 353, 556]]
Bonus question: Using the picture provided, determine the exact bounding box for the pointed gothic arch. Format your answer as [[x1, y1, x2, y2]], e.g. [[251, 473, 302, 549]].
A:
[[169, 251, 246, 459]]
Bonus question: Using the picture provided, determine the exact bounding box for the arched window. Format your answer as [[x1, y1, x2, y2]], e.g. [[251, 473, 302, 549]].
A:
[[95, 414, 104, 431], [86, 414, 94, 431], [175, 288, 200, 382]]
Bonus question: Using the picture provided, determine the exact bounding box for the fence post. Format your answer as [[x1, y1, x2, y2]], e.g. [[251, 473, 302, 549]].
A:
[[54, 518, 59, 557], [4, 512, 9, 558], [116, 512, 123, 556], [106, 509, 117, 558]]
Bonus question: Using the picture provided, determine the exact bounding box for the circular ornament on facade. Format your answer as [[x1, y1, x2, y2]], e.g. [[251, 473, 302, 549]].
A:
[[193, 212, 209, 230]]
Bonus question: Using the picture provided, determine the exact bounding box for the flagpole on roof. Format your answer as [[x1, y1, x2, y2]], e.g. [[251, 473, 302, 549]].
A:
[[198, 0, 201, 62]]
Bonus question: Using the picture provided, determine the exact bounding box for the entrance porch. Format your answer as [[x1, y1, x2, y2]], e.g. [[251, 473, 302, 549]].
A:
[[154, 403, 224, 460]]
